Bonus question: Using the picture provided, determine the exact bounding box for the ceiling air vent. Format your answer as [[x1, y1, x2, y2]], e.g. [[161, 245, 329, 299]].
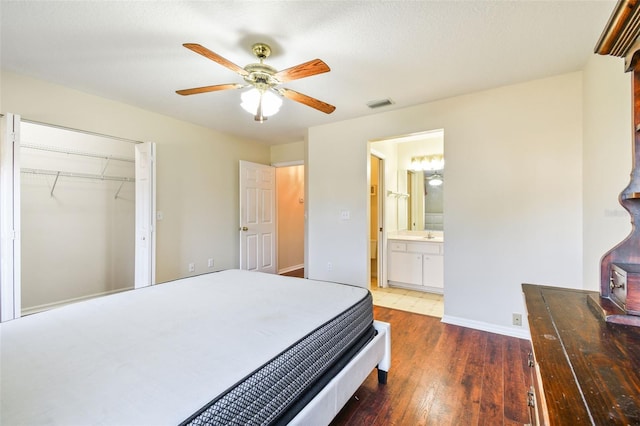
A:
[[366, 98, 394, 109]]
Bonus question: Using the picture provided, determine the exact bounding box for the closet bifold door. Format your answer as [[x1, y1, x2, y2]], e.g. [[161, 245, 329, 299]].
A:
[[0, 113, 22, 322], [134, 142, 156, 288]]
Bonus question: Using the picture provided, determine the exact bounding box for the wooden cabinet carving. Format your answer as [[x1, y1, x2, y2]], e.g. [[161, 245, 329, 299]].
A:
[[596, 0, 640, 327]]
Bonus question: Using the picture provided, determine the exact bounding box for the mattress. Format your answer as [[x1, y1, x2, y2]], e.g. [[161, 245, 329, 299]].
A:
[[0, 269, 373, 425]]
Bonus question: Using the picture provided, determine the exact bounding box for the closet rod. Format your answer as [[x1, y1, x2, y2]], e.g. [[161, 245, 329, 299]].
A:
[[21, 168, 135, 183], [21, 143, 135, 163]]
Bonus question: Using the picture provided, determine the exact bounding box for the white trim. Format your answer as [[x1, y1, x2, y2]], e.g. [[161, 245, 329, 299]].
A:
[[370, 148, 386, 160], [0, 113, 21, 322], [271, 160, 303, 168], [278, 264, 304, 275], [441, 314, 531, 340], [21, 287, 132, 316]]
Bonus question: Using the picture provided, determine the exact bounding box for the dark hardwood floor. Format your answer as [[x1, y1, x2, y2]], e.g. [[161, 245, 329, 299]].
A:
[[331, 306, 532, 426], [281, 268, 304, 278]]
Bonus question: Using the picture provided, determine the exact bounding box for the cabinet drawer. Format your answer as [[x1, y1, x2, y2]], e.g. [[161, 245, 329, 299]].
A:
[[407, 242, 441, 254], [389, 242, 407, 252]]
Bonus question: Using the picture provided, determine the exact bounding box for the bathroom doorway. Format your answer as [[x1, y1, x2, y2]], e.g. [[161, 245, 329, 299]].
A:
[[368, 130, 445, 317]]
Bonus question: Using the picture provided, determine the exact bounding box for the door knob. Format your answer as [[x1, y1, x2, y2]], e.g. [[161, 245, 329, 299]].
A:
[[240, 226, 248, 231]]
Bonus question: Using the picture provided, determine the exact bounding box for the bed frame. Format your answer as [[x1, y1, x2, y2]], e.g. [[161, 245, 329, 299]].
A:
[[290, 320, 391, 425]]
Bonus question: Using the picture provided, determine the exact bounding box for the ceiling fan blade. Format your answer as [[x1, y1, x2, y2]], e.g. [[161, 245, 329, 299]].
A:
[[183, 43, 248, 77], [280, 88, 335, 114], [275, 59, 330, 83], [176, 83, 243, 96]]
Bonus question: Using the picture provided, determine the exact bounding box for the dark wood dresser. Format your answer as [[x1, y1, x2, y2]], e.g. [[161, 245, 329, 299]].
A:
[[522, 284, 640, 425]]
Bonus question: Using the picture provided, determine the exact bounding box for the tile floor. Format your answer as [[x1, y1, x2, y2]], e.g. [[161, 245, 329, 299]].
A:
[[370, 285, 444, 317], [281, 269, 444, 318]]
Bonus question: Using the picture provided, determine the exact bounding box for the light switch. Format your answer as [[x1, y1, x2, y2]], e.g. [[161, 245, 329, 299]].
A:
[[156, 211, 164, 221]]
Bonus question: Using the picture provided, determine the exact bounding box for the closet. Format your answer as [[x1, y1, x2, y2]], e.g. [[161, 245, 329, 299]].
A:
[[20, 122, 136, 314]]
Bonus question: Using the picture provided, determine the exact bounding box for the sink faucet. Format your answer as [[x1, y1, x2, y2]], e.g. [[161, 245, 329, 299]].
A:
[[427, 231, 433, 239]]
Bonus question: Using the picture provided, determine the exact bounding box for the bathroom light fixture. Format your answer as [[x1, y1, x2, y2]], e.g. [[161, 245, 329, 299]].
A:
[[428, 173, 443, 186], [240, 88, 283, 122], [410, 154, 444, 171]]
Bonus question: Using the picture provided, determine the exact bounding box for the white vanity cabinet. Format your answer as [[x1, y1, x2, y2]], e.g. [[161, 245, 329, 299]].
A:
[[422, 253, 444, 289], [387, 239, 443, 293], [388, 242, 423, 286]]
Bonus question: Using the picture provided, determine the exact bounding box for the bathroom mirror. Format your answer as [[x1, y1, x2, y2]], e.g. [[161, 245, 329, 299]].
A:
[[374, 128, 444, 232], [407, 170, 444, 230]]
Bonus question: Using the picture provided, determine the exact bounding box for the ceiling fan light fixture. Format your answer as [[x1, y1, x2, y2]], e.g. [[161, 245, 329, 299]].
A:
[[241, 88, 282, 119]]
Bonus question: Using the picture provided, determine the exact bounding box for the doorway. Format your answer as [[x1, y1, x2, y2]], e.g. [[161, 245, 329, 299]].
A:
[[238, 161, 305, 277], [0, 115, 156, 320], [368, 130, 445, 316], [275, 164, 305, 275]]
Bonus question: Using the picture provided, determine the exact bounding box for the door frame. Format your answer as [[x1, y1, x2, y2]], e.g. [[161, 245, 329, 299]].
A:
[[272, 160, 305, 275], [370, 149, 387, 288], [0, 115, 156, 321], [0, 113, 21, 321]]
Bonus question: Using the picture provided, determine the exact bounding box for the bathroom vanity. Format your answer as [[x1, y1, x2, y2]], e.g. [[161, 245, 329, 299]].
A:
[[387, 234, 443, 293]]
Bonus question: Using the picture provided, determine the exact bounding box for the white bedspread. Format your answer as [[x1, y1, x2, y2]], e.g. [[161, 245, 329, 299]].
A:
[[0, 270, 369, 425]]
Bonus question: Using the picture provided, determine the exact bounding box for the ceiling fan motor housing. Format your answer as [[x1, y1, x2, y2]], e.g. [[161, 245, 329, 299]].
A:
[[243, 63, 280, 90]]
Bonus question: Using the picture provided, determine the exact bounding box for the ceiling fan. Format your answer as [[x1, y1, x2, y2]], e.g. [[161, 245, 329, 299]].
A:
[[176, 43, 336, 122]]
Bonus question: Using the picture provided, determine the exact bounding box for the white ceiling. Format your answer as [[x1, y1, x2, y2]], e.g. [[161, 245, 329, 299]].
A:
[[1, 1, 616, 146]]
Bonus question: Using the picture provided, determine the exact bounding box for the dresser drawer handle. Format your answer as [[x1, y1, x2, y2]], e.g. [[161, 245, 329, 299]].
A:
[[527, 387, 535, 407]]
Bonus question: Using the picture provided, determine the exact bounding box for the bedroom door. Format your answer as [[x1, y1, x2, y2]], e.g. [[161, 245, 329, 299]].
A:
[[239, 160, 276, 273]]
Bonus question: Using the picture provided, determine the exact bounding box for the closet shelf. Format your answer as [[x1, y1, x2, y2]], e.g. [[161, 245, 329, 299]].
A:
[[21, 143, 135, 163]]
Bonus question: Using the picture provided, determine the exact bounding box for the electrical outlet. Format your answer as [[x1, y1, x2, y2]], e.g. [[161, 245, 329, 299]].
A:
[[188, 262, 195, 272], [208, 258, 214, 268], [512, 313, 522, 326], [327, 262, 333, 271]]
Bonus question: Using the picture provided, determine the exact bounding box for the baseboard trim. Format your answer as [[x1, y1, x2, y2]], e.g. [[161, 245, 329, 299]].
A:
[[441, 314, 531, 340], [22, 287, 133, 316], [278, 264, 304, 274]]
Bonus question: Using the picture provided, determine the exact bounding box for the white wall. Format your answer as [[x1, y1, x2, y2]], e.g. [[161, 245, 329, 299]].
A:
[[271, 141, 305, 164], [307, 72, 584, 336], [1, 71, 270, 284], [582, 55, 632, 291]]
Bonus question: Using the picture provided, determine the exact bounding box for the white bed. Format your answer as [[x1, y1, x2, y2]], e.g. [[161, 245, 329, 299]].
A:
[[0, 269, 390, 425]]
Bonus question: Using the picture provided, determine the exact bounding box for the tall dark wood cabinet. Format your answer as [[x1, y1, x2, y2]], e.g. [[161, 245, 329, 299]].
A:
[[597, 0, 640, 327], [521, 2, 640, 424]]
